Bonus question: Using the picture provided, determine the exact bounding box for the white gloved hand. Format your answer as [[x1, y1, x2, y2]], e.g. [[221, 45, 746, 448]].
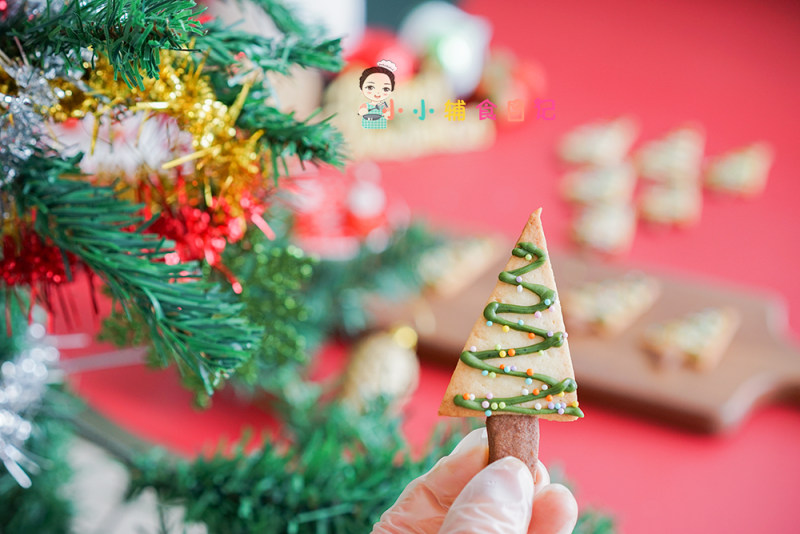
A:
[[372, 427, 578, 534]]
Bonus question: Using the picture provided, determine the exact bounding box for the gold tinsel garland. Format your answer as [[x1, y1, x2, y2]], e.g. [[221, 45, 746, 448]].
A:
[[78, 51, 268, 219], [0, 50, 269, 221]]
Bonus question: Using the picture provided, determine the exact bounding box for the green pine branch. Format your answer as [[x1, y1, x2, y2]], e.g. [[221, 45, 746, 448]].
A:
[[300, 222, 444, 338], [212, 226, 315, 393], [13, 0, 205, 88], [199, 19, 343, 74], [237, 101, 345, 179], [246, 0, 314, 37], [15, 152, 261, 396], [128, 402, 466, 534]]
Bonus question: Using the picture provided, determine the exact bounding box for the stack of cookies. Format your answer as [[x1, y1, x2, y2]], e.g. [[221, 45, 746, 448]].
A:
[[558, 118, 774, 254], [636, 124, 705, 226], [558, 116, 640, 254]]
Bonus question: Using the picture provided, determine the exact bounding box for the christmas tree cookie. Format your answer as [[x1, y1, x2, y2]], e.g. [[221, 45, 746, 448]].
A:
[[562, 273, 661, 337], [704, 142, 774, 197], [439, 210, 583, 472], [642, 307, 740, 371]]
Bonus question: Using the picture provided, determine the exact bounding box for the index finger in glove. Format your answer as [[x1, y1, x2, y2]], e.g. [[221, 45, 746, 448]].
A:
[[438, 456, 535, 534], [372, 428, 489, 534]]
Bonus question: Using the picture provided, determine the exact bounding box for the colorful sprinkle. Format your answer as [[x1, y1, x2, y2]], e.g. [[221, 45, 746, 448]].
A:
[[525, 254, 533, 261], [486, 320, 493, 326], [489, 372, 496, 378], [502, 325, 510, 332], [468, 394, 476, 401], [525, 378, 533, 385], [534, 402, 542, 410], [533, 388, 540, 395], [558, 391, 565, 397], [548, 306, 555, 312], [541, 384, 549, 390], [534, 311, 542, 319], [528, 332, 536, 339], [481, 370, 489, 376], [462, 394, 470, 400], [570, 401, 579, 408], [544, 298, 552, 306], [499, 402, 507, 409], [508, 349, 516, 357], [517, 320, 524, 326], [510, 365, 517, 371], [499, 350, 507, 358], [499, 364, 505, 370], [564, 332, 569, 339], [546, 394, 553, 402], [482, 400, 490, 409], [495, 344, 502, 350], [504, 366, 511, 373], [485, 410, 492, 417], [486, 393, 494, 400], [548, 402, 555, 410], [558, 408, 565, 415], [515, 276, 523, 283], [526, 368, 533, 376], [490, 402, 498, 410], [547, 330, 554, 337]]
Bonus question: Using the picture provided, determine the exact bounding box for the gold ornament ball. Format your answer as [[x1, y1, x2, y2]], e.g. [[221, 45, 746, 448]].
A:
[[340, 327, 420, 412]]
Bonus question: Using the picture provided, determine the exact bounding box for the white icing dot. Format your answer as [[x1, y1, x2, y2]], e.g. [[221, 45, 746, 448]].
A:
[[534, 403, 542, 410], [517, 285, 523, 293], [541, 384, 549, 390], [522, 388, 529, 395]]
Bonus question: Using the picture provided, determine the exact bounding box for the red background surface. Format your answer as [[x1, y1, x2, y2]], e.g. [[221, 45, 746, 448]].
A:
[[56, 1, 800, 533]]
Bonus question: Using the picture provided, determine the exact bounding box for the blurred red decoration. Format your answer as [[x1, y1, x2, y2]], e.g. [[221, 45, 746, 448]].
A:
[[287, 163, 405, 260], [1, 223, 83, 316], [345, 28, 418, 83]]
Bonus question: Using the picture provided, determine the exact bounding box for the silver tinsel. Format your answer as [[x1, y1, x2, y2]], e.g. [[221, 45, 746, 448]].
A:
[[0, 53, 60, 193], [0, 49, 83, 222], [0, 321, 59, 488]]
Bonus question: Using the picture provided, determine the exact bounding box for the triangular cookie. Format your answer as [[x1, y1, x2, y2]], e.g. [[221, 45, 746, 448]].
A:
[[562, 273, 661, 337], [642, 307, 740, 371], [636, 125, 705, 184], [439, 209, 583, 422], [704, 142, 773, 197], [558, 116, 638, 165]]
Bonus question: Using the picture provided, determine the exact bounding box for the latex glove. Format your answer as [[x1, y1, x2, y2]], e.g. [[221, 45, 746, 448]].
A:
[[372, 428, 578, 534]]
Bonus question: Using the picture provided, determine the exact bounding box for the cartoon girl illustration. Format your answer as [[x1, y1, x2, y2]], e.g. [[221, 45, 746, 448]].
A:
[[358, 59, 396, 129]]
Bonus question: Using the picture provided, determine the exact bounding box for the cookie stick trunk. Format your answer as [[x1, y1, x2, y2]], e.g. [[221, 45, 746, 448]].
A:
[[487, 415, 539, 475]]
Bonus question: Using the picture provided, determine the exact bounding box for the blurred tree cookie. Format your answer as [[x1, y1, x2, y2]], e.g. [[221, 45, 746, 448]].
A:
[[562, 273, 661, 337], [636, 125, 705, 184], [638, 183, 702, 227], [705, 142, 774, 197], [439, 210, 583, 475], [571, 204, 637, 254], [558, 116, 639, 166], [642, 307, 740, 371], [560, 161, 637, 205]]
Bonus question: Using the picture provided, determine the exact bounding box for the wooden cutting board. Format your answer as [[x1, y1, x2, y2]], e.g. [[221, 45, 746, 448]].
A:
[[370, 253, 800, 433]]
